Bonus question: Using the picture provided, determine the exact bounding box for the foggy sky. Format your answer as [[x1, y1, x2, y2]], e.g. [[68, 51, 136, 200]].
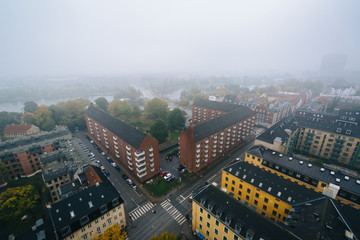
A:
[[0, 0, 359, 76]]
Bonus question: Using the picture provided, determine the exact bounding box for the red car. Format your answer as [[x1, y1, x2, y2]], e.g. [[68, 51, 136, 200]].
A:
[[160, 171, 167, 177]]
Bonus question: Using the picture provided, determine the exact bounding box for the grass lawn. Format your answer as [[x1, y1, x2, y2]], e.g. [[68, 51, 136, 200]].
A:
[[144, 176, 180, 197], [0, 173, 49, 234]]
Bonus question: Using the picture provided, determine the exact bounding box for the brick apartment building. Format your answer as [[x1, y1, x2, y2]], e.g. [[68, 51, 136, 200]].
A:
[[3, 124, 40, 140], [85, 105, 160, 182], [0, 126, 70, 180], [180, 107, 255, 173]]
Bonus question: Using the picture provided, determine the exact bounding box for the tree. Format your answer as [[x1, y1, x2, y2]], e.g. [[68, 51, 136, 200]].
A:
[[108, 100, 133, 117], [24, 101, 38, 113], [34, 105, 55, 131], [150, 120, 169, 143], [0, 162, 9, 182], [132, 104, 141, 117], [0, 185, 40, 222], [23, 114, 37, 125], [94, 224, 127, 240], [95, 97, 109, 111], [144, 98, 169, 120], [151, 231, 176, 240], [167, 108, 185, 131], [0, 111, 22, 132]]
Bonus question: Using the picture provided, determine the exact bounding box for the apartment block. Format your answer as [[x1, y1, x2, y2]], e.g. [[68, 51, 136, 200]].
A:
[[254, 115, 299, 155], [244, 146, 360, 209], [221, 161, 322, 223], [49, 167, 126, 240], [0, 126, 71, 180], [192, 185, 298, 240], [3, 124, 40, 140], [85, 105, 160, 182], [180, 108, 255, 173], [294, 109, 360, 167]]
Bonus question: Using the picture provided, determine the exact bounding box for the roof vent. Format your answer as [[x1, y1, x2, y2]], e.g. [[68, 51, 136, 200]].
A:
[[259, 182, 263, 187], [320, 168, 325, 172], [289, 157, 293, 161], [308, 164, 312, 168], [345, 130, 352, 135], [279, 154, 283, 157], [299, 161, 303, 165], [277, 192, 282, 197], [268, 187, 272, 192], [336, 178, 340, 183], [70, 211, 75, 218], [88, 201, 94, 208], [272, 152, 276, 155], [336, 128, 342, 133], [243, 175, 247, 179], [330, 171, 335, 175], [287, 196, 292, 202], [56, 209, 59, 213], [250, 178, 254, 183], [101, 195, 104, 198], [79, 198, 82, 201], [229, 168, 232, 172], [344, 176, 350, 181], [68, 203, 71, 207]]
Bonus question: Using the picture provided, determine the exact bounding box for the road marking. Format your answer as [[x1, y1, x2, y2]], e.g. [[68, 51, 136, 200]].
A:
[[160, 199, 186, 225], [179, 193, 192, 203], [129, 202, 155, 221]]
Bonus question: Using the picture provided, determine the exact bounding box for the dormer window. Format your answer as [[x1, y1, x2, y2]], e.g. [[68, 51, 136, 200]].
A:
[[100, 204, 107, 214], [112, 198, 119, 207], [200, 198, 206, 206], [80, 216, 89, 226], [225, 216, 232, 225], [336, 128, 342, 133]]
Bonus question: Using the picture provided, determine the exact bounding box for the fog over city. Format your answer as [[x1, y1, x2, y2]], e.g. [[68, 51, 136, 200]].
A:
[[1, 0, 359, 77]]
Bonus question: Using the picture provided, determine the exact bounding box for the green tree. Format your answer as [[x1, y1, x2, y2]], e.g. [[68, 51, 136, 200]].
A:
[[151, 231, 176, 240], [0, 162, 9, 182], [23, 101, 38, 113], [23, 114, 37, 125], [34, 106, 56, 131], [0, 185, 40, 222], [94, 224, 127, 240], [144, 98, 169, 120], [95, 97, 109, 111], [132, 104, 141, 117], [49, 104, 66, 125], [56, 100, 88, 131], [167, 108, 185, 131], [150, 120, 169, 143], [0, 112, 22, 132], [108, 100, 133, 117]]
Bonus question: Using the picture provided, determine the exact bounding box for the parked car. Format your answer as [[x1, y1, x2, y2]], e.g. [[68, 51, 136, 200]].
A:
[[164, 173, 172, 181], [103, 170, 110, 176], [122, 174, 129, 180], [160, 171, 167, 177], [101, 152, 106, 156], [130, 182, 137, 189]]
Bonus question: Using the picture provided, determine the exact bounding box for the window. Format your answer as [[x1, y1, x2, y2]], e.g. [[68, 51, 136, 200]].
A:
[[223, 237, 227, 240], [215, 220, 219, 226], [96, 227, 100, 232], [238, 191, 242, 196], [207, 213, 211, 219], [264, 198, 268, 203], [255, 193, 259, 198], [246, 195, 249, 200], [200, 208, 203, 213], [274, 203, 278, 209], [207, 222, 210, 228], [239, 184, 243, 189], [263, 205, 267, 210], [199, 224, 202, 230], [200, 216, 203, 222], [224, 227, 228, 233], [102, 223, 106, 228], [247, 188, 251, 193], [232, 180, 235, 185], [272, 210, 277, 216], [254, 200, 258, 205], [215, 229, 218, 235], [206, 231, 210, 236], [234, 235, 239, 240], [225, 177, 228, 181], [95, 219, 99, 224]]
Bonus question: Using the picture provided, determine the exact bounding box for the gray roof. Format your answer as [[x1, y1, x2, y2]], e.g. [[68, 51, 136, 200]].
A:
[[224, 161, 323, 205], [49, 167, 123, 238], [194, 108, 254, 142], [248, 146, 360, 197], [193, 185, 298, 240], [86, 105, 148, 149], [256, 115, 298, 144], [193, 99, 243, 112], [58, 179, 82, 198]]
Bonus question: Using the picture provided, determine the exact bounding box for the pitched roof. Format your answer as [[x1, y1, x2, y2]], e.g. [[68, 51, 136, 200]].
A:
[[193, 185, 298, 240], [86, 105, 148, 149], [223, 161, 323, 205], [256, 115, 298, 144], [3, 124, 33, 134], [193, 99, 243, 112], [193, 108, 254, 142]]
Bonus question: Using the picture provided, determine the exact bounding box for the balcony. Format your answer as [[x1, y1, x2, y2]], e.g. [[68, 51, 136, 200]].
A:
[[105, 141, 108, 145], [305, 136, 313, 141], [307, 132, 315, 136], [115, 149, 119, 154], [128, 165, 133, 170], [113, 136, 117, 140], [333, 148, 341, 153], [196, 149, 200, 153], [151, 168, 155, 172], [135, 156, 146, 162], [114, 145, 118, 150], [149, 152, 153, 157], [150, 162, 154, 167], [204, 150, 209, 153], [334, 143, 344, 148], [150, 157, 154, 162], [105, 145, 109, 149], [126, 145, 131, 151], [304, 141, 312, 145], [149, 146, 153, 152], [127, 155, 132, 161], [336, 138, 345, 143], [196, 159, 200, 163], [196, 154, 200, 158], [205, 154, 208, 158], [136, 161, 146, 168], [205, 139, 209, 144], [196, 164, 200, 168], [127, 151, 131, 156], [214, 135, 217, 139], [213, 154, 216, 157], [135, 150, 145, 157], [137, 166, 146, 173], [128, 160, 133, 165], [196, 144, 201, 148], [114, 141, 118, 145], [137, 171, 147, 178], [331, 153, 340, 157], [116, 154, 120, 158]]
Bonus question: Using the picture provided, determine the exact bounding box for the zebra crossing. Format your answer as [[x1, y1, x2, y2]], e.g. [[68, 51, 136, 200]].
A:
[[160, 199, 187, 225], [129, 202, 155, 221]]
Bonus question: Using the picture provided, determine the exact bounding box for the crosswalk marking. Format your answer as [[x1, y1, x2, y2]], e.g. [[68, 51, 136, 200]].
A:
[[179, 193, 192, 203], [160, 199, 187, 225], [129, 202, 155, 221]]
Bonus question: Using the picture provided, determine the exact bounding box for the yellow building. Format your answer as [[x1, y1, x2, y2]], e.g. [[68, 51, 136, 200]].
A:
[[192, 185, 298, 240], [221, 161, 322, 223], [244, 146, 360, 209], [49, 169, 126, 239]]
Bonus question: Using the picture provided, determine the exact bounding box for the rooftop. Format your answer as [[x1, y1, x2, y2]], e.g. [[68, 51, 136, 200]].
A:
[[223, 161, 323, 205], [193, 185, 298, 240], [256, 115, 298, 145], [194, 108, 254, 142], [193, 98, 244, 113], [247, 146, 360, 197], [86, 105, 149, 149], [49, 166, 123, 238], [3, 124, 35, 134]]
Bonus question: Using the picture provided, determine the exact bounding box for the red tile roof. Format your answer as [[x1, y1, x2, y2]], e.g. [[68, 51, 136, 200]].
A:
[[3, 124, 33, 134]]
